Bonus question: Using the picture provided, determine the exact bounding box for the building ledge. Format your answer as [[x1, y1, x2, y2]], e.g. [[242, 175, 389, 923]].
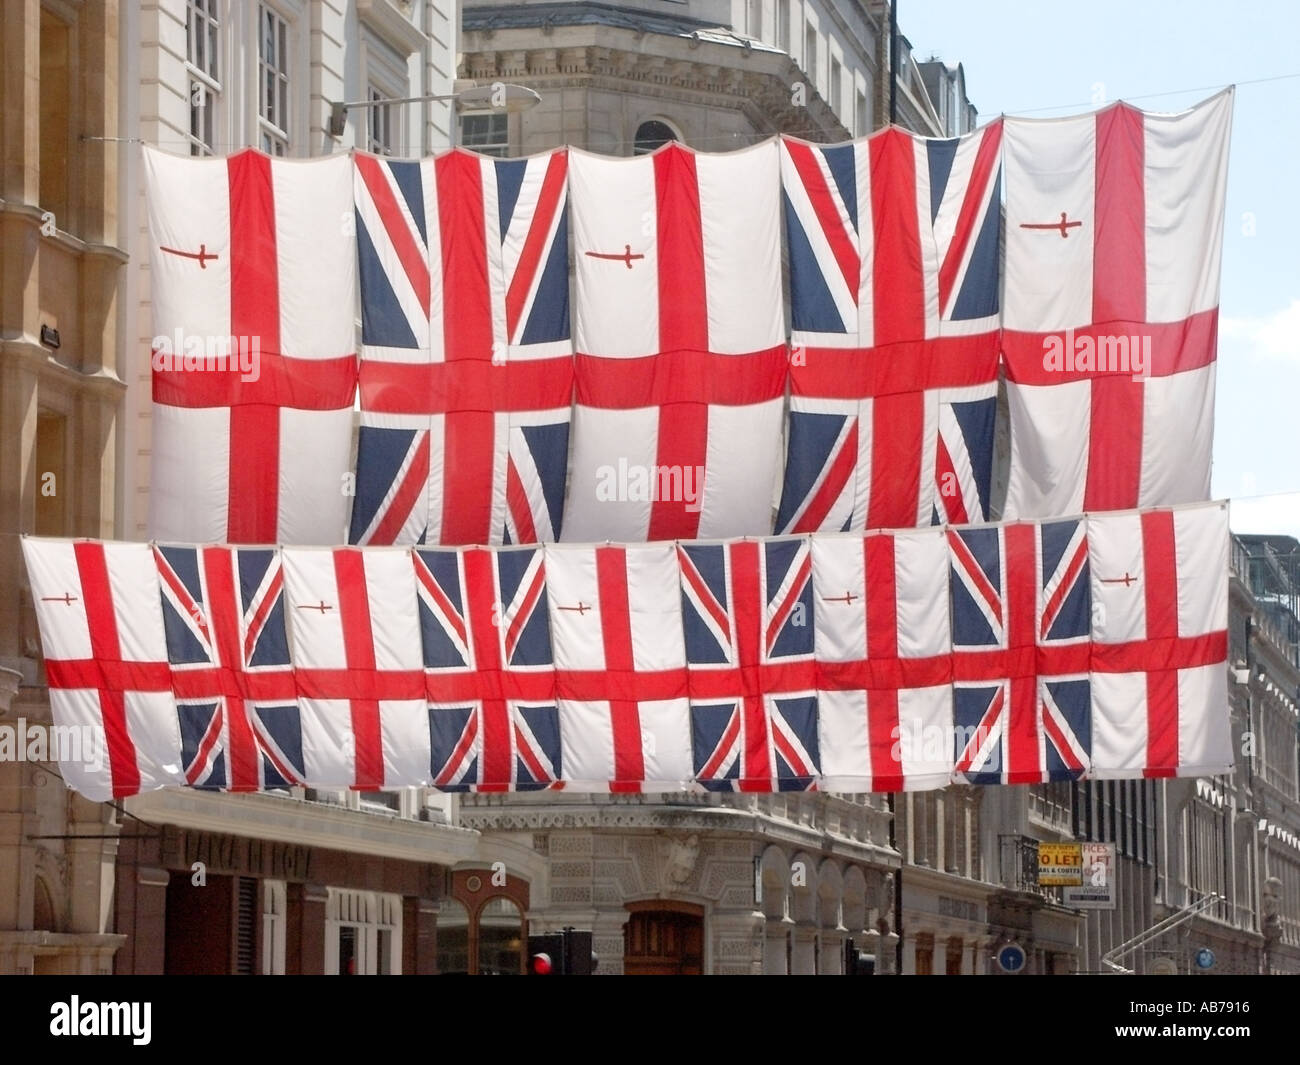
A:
[[125, 789, 482, 867], [0, 200, 129, 264]]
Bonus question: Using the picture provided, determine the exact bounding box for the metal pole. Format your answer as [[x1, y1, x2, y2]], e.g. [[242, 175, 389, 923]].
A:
[[889, 0, 899, 125]]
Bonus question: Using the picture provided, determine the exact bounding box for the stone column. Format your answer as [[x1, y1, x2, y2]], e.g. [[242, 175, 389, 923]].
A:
[[791, 923, 818, 975], [114, 863, 168, 974], [286, 882, 328, 975], [403, 895, 439, 976]]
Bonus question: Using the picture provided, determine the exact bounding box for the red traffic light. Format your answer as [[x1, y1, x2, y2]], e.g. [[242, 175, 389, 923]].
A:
[[529, 952, 553, 975]]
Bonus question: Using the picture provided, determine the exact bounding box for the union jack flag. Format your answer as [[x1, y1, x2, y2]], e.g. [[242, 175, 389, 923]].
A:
[[155, 545, 305, 791], [777, 124, 1002, 532], [351, 149, 573, 547], [678, 538, 819, 791], [415, 545, 561, 791], [948, 520, 1092, 785]]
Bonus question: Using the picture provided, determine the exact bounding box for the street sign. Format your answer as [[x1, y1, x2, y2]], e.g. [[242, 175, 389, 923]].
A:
[[1063, 842, 1117, 909], [1194, 947, 1215, 970], [1037, 841, 1083, 885], [996, 943, 1027, 973]]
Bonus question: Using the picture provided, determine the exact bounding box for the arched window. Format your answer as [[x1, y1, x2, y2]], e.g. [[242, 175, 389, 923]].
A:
[[633, 119, 678, 155]]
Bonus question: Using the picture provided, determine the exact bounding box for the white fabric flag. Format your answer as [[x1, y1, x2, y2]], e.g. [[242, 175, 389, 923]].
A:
[[1002, 90, 1232, 518], [22, 538, 182, 801], [544, 542, 693, 790], [564, 141, 787, 542], [1088, 502, 1231, 778], [145, 147, 356, 544]]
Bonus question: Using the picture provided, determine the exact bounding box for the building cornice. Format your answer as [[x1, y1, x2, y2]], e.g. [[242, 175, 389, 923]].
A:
[[460, 31, 848, 140], [459, 800, 897, 867], [357, 0, 429, 56], [0, 344, 128, 394], [0, 200, 129, 265], [125, 789, 482, 867]]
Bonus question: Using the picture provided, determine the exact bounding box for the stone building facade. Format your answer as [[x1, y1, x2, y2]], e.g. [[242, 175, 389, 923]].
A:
[[459, 791, 898, 974], [0, 0, 129, 974]]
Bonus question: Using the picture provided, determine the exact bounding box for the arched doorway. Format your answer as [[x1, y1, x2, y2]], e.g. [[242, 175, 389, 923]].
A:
[[623, 900, 704, 975], [633, 119, 679, 155]]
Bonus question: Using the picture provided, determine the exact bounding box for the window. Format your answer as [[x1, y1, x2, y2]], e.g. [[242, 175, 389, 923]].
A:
[[775, 0, 790, 52], [829, 57, 842, 116], [946, 937, 964, 975], [747, 0, 764, 38], [1028, 780, 1072, 832], [804, 24, 818, 84], [856, 89, 869, 137], [914, 933, 934, 975], [234, 877, 258, 975], [261, 880, 286, 975], [476, 896, 525, 976], [366, 86, 393, 156], [325, 889, 401, 975], [186, 0, 221, 155], [435, 898, 470, 975], [460, 112, 508, 157], [258, 4, 290, 155], [633, 119, 678, 155]]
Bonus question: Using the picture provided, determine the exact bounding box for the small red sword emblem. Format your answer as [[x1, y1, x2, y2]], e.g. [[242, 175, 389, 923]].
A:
[[297, 600, 334, 613], [557, 602, 592, 614], [1099, 573, 1138, 587], [160, 243, 219, 268], [822, 591, 858, 605], [41, 593, 78, 605], [1018, 212, 1082, 239], [584, 244, 644, 269]]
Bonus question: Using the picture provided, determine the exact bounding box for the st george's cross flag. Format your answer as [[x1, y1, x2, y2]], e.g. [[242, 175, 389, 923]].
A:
[[543, 542, 693, 791], [144, 148, 357, 545], [279, 547, 429, 791], [155, 544, 305, 791], [812, 529, 953, 791], [414, 545, 562, 791], [1088, 503, 1231, 778], [777, 123, 1002, 533], [948, 518, 1093, 785], [22, 539, 182, 800], [349, 149, 572, 546], [563, 142, 788, 542], [1001, 90, 1233, 517], [678, 538, 820, 791]]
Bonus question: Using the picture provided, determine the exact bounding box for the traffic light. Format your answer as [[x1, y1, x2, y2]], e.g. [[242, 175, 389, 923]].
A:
[[527, 929, 597, 975], [528, 933, 564, 975], [843, 940, 876, 975]]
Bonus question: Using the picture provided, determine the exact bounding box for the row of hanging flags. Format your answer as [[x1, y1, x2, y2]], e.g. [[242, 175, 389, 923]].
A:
[[23, 502, 1230, 799], [24, 90, 1238, 797], [143, 89, 1233, 547]]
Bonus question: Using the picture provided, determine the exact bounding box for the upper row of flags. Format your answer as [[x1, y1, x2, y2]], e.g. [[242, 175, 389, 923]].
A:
[[143, 89, 1234, 548]]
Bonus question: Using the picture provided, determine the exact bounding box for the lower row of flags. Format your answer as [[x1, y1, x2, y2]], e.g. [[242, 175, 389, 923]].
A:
[[23, 501, 1231, 799]]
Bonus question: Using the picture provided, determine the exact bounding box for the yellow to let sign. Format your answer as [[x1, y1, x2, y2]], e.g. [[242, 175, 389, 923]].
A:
[[1037, 842, 1083, 885]]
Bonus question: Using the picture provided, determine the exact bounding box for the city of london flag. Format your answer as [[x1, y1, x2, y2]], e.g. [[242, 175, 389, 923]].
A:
[[1001, 90, 1233, 517], [563, 142, 788, 542], [145, 148, 357, 545]]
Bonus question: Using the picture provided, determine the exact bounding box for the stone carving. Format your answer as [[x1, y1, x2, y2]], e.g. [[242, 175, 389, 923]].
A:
[[659, 832, 701, 888]]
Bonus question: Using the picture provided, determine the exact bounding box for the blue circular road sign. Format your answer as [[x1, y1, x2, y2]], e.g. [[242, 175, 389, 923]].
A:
[[1194, 947, 1215, 970], [997, 943, 1027, 973]]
